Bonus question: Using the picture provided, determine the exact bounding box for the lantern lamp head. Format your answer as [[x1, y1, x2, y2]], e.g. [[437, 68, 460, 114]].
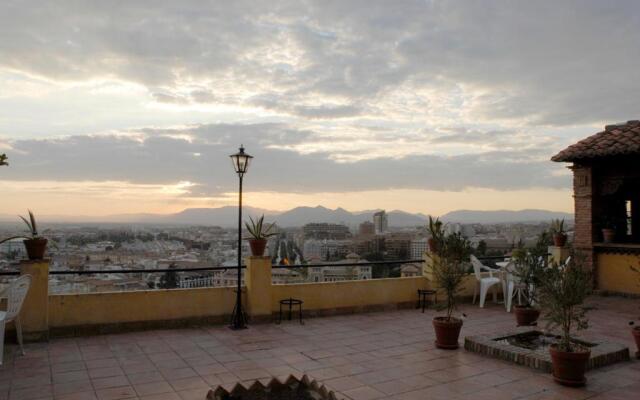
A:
[[230, 145, 253, 176]]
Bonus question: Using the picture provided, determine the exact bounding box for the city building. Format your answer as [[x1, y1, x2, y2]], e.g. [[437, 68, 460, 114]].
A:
[[410, 238, 428, 259], [373, 210, 388, 234], [303, 239, 351, 261], [307, 253, 372, 283], [302, 223, 351, 240], [358, 221, 375, 236], [383, 233, 412, 259]]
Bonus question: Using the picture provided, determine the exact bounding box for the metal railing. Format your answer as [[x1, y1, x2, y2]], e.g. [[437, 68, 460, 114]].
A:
[[0, 255, 513, 277]]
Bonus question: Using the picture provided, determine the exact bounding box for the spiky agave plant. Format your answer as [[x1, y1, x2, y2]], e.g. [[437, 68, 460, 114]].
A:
[[550, 218, 565, 236], [20, 210, 38, 237], [245, 215, 277, 240], [0, 210, 40, 244]]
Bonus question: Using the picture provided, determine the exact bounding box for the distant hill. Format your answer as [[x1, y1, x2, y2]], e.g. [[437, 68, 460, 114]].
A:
[[0, 207, 571, 227], [440, 209, 573, 224], [273, 206, 429, 227]]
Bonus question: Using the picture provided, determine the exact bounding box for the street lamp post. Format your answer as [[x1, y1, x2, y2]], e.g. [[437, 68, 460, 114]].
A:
[[229, 145, 253, 330]]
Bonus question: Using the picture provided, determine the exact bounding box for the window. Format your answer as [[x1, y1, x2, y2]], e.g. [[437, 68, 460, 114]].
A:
[[626, 200, 633, 236]]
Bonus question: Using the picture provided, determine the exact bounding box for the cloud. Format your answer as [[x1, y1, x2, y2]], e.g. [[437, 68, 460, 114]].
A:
[[1, 1, 638, 127], [2, 123, 569, 199], [0, 0, 635, 211]]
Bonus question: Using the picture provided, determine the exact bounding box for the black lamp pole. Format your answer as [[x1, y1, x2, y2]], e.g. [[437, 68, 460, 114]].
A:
[[229, 145, 252, 330]]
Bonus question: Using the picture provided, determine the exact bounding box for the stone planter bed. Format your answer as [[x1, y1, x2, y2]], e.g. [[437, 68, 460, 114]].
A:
[[464, 329, 630, 373]]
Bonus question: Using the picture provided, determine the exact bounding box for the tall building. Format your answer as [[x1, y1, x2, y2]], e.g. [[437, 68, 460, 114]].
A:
[[358, 221, 375, 236], [373, 210, 388, 234]]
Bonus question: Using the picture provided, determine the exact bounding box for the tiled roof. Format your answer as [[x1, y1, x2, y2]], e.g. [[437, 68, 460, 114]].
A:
[[551, 120, 640, 162]]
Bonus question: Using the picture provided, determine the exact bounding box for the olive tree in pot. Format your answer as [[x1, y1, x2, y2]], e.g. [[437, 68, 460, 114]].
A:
[[537, 256, 592, 387], [428, 232, 470, 349], [0, 210, 48, 260], [245, 215, 276, 256], [511, 252, 546, 326]]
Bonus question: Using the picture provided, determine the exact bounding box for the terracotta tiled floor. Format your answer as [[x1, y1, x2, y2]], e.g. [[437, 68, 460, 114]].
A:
[[1, 296, 639, 400]]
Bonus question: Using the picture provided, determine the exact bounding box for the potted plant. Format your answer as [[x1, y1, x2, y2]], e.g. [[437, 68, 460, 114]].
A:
[[0, 210, 48, 260], [511, 252, 545, 326], [427, 216, 444, 253], [537, 256, 592, 387], [0, 153, 7, 166], [550, 219, 567, 247], [600, 216, 616, 243], [245, 215, 276, 256], [427, 232, 469, 349]]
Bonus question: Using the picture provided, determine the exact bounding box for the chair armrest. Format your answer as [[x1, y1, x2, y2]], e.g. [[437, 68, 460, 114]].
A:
[[480, 265, 496, 278]]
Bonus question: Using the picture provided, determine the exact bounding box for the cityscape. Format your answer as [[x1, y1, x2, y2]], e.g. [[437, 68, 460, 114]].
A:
[[0, 2, 638, 400], [0, 209, 566, 293]]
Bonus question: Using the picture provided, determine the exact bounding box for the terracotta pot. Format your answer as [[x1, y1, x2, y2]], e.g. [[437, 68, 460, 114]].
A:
[[23, 238, 47, 260], [549, 345, 590, 387], [632, 326, 640, 359], [553, 233, 567, 247], [602, 228, 615, 243], [514, 306, 540, 326], [249, 239, 267, 256], [432, 316, 463, 349], [427, 237, 438, 253]]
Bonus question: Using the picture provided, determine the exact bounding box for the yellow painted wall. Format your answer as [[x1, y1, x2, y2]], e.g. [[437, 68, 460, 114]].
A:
[[45, 268, 489, 330], [48, 287, 237, 328], [597, 253, 640, 295], [272, 277, 427, 311]]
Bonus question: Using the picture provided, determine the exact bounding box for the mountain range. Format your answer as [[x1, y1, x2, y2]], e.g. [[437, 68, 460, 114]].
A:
[[0, 206, 572, 227]]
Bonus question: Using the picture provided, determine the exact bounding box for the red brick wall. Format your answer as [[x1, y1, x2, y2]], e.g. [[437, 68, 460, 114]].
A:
[[571, 164, 595, 280]]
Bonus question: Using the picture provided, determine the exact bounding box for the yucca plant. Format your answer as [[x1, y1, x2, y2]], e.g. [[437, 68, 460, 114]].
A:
[[550, 218, 568, 247], [0, 210, 48, 260], [20, 210, 39, 238], [245, 215, 276, 240], [550, 219, 565, 235], [427, 216, 445, 252]]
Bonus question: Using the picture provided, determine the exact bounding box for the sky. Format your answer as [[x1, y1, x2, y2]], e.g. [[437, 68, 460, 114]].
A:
[[1, 0, 639, 218]]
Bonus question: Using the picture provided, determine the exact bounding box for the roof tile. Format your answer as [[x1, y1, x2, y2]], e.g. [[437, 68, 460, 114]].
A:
[[551, 120, 640, 162]]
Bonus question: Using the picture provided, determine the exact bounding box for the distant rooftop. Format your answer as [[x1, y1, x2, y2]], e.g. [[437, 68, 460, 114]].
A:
[[551, 119, 640, 162]]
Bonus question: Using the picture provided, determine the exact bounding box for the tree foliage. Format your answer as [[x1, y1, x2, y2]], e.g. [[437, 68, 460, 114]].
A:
[[537, 255, 591, 352], [159, 263, 179, 289], [427, 229, 470, 321]]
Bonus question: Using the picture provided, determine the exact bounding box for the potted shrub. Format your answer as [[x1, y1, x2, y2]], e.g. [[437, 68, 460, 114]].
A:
[[245, 215, 276, 256], [511, 252, 545, 326], [550, 219, 567, 247], [427, 232, 469, 349], [537, 256, 592, 387], [427, 216, 444, 253], [0, 210, 48, 260]]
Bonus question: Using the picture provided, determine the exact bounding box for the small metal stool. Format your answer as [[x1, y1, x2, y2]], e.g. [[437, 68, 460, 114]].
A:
[[417, 289, 437, 313], [277, 297, 304, 325]]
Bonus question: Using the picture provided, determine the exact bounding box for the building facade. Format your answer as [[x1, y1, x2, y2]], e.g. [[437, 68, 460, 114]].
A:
[[552, 120, 640, 295]]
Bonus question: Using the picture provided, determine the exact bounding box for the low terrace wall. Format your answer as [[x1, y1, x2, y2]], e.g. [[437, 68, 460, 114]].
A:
[[13, 255, 496, 340]]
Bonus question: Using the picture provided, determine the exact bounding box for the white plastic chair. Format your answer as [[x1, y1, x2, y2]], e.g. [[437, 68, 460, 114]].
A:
[[504, 262, 527, 312], [470, 255, 502, 308], [0, 275, 31, 365]]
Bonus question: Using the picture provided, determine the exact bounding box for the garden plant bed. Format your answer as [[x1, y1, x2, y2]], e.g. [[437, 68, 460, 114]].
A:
[[464, 329, 629, 372]]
